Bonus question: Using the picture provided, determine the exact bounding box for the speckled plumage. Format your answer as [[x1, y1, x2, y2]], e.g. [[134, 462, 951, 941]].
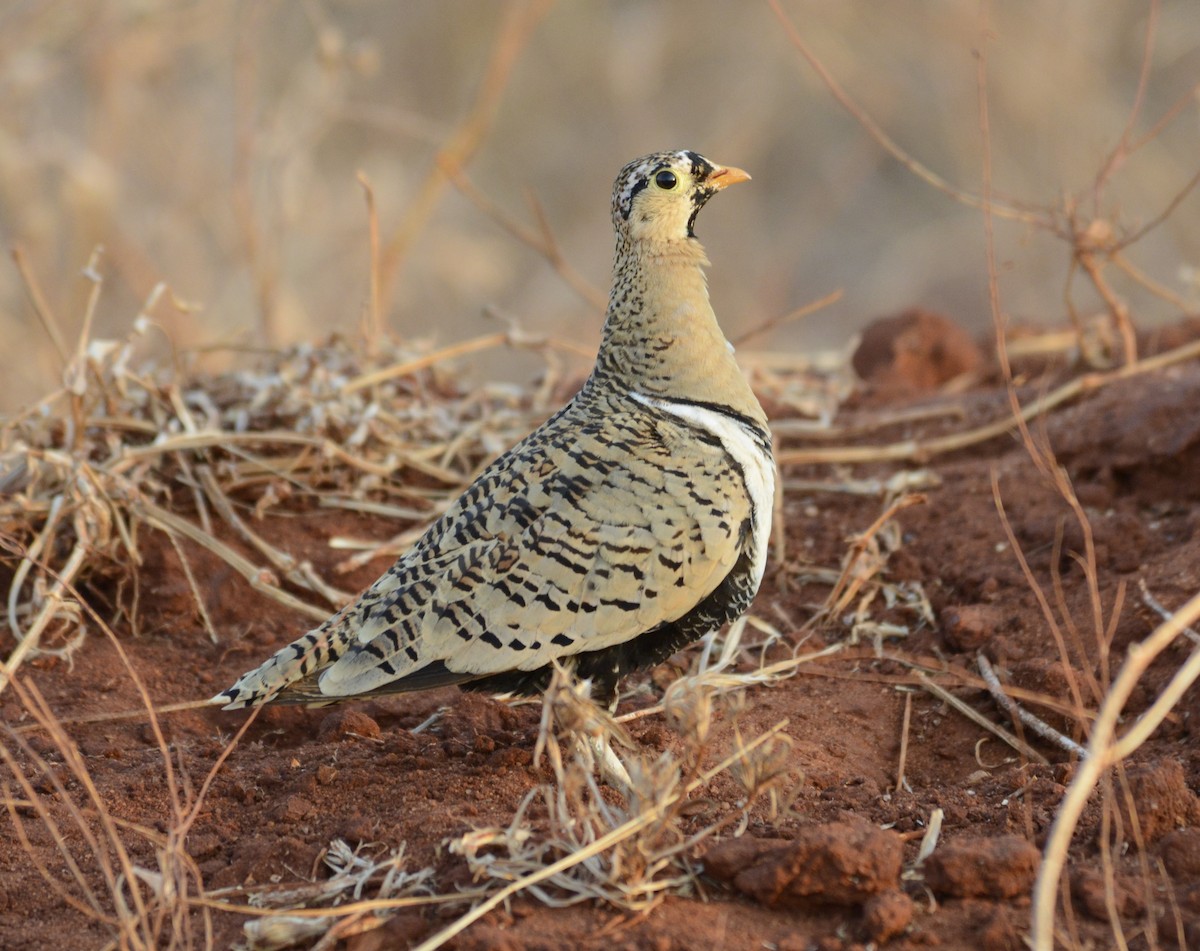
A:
[[215, 150, 774, 711]]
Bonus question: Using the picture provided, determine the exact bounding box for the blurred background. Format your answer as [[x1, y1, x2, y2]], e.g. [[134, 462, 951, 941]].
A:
[[1, 0, 1197, 410]]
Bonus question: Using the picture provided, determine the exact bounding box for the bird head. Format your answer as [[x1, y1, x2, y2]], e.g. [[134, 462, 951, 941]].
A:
[[611, 150, 751, 246]]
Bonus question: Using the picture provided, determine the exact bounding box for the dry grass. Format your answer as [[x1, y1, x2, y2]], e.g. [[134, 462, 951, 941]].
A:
[[1, 608, 214, 950]]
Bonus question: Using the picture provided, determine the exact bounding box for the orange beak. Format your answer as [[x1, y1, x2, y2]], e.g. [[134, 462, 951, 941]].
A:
[[708, 164, 752, 189]]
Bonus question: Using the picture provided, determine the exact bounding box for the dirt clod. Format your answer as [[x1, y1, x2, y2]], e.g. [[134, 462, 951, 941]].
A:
[[851, 308, 983, 393], [1159, 827, 1200, 878], [1071, 868, 1146, 922], [1119, 759, 1200, 844], [703, 821, 903, 906], [861, 888, 914, 943], [318, 709, 383, 742], [924, 835, 1040, 899]]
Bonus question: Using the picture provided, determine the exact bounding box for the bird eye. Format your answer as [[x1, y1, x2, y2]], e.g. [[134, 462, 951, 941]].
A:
[[654, 170, 678, 190]]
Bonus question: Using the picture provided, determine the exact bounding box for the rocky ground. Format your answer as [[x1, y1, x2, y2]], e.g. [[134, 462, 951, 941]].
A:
[[2, 316, 1199, 950]]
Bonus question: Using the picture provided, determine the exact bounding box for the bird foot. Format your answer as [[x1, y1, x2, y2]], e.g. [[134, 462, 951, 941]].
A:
[[583, 733, 632, 792]]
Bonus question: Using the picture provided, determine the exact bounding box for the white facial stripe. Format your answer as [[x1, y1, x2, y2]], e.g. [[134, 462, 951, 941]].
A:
[[629, 391, 775, 588]]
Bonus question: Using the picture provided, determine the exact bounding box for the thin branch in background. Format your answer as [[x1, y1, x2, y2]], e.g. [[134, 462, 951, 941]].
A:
[[731, 288, 843, 348], [357, 171, 384, 354], [1118, 163, 1200, 252], [772, 0, 1195, 369], [1127, 78, 1200, 156], [376, 0, 555, 315], [231, 0, 280, 344], [1089, 0, 1160, 206], [440, 159, 607, 312], [766, 0, 1046, 227], [974, 14, 1054, 485], [990, 472, 1090, 732]]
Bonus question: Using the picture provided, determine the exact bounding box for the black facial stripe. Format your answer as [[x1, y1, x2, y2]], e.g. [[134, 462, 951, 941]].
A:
[[686, 186, 716, 238], [685, 151, 715, 180], [622, 176, 650, 219]]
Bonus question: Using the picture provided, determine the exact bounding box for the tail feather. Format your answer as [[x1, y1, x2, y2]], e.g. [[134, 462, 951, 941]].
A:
[[212, 628, 341, 709]]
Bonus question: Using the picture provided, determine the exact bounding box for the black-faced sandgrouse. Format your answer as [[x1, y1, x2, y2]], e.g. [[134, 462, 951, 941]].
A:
[[214, 150, 774, 716]]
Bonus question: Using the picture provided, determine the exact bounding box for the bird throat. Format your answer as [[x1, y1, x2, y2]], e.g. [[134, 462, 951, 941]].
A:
[[594, 240, 765, 427]]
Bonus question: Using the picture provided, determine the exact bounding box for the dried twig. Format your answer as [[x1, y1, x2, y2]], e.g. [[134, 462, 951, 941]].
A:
[[776, 336, 1200, 466], [915, 672, 1048, 766], [976, 654, 1087, 759]]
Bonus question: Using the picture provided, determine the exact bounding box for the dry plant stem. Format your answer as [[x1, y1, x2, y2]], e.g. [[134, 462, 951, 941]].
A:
[[772, 405, 965, 440], [231, 1, 279, 345], [8, 699, 217, 734], [1111, 252, 1194, 312], [976, 653, 1087, 758], [413, 721, 791, 951], [189, 890, 469, 920], [821, 493, 924, 619], [11, 245, 69, 364], [341, 331, 507, 393], [6, 492, 65, 635], [974, 19, 1054, 478], [376, 0, 553, 312], [1120, 163, 1200, 251], [915, 672, 1048, 766], [822, 648, 1096, 723], [7, 678, 153, 936], [439, 160, 606, 312], [0, 514, 90, 696], [991, 473, 1089, 728], [135, 500, 331, 623], [196, 466, 354, 607], [357, 172, 383, 352], [166, 530, 219, 644], [1031, 589, 1200, 951], [775, 336, 1200, 466], [895, 690, 913, 792], [1076, 246, 1137, 365]]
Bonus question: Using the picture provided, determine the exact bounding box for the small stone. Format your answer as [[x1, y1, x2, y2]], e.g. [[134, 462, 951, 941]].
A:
[[318, 709, 381, 742], [277, 795, 314, 822], [316, 764, 338, 785], [942, 603, 1003, 652]]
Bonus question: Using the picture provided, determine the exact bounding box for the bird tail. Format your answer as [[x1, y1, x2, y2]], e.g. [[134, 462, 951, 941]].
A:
[[210, 625, 344, 709]]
